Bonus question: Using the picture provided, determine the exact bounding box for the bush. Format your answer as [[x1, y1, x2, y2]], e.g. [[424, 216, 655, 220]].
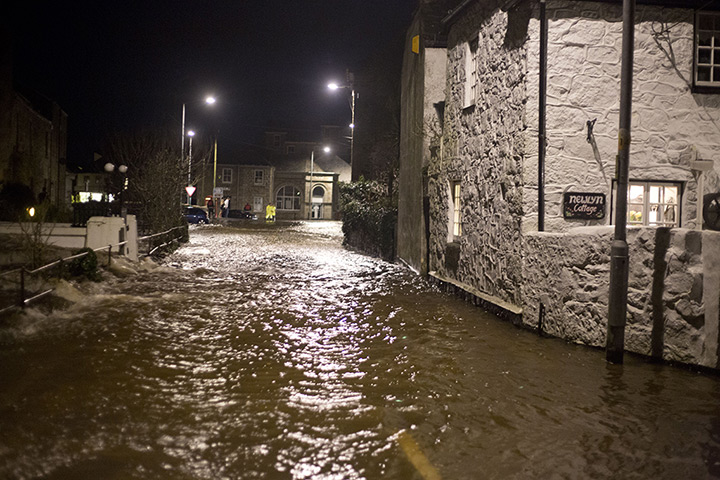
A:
[[67, 248, 101, 281], [339, 179, 397, 260]]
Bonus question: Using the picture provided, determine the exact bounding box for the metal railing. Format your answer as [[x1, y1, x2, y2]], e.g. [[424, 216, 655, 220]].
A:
[[138, 226, 186, 257], [0, 226, 185, 316]]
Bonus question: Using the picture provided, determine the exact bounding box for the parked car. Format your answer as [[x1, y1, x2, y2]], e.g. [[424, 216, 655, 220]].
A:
[[228, 209, 258, 220], [184, 206, 209, 224]]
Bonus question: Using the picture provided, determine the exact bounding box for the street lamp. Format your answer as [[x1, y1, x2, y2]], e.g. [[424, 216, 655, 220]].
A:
[[104, 162, 128, 217], [309, 146, 331, 219], [328, 72, 356, 168], [186, 130, 195, 204], [180, 95, 217, 204]]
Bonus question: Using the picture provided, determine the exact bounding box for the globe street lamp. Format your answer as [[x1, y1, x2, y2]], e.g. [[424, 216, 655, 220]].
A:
[[104, 162, 128, 218], [328, 72, 355, 168]]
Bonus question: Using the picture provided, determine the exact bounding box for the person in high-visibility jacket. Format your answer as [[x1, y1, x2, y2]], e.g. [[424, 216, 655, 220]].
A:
[[265, 204, 276, 222]]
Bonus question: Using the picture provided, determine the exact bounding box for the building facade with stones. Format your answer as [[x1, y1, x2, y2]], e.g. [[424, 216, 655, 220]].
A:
[[199, 128, 349, 221], [398, 0, 720, 370], [0, 43, 68, 211]]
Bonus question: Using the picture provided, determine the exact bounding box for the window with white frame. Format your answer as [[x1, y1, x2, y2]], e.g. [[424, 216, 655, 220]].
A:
[[254, 169, 264, 185], [622, 181, 681, 227], [276, 185, 301, 210], [463, 36, 479, 109], [452, 181, 462, 238], [695, 12, 720, 87], [222, 168, 232, 184]]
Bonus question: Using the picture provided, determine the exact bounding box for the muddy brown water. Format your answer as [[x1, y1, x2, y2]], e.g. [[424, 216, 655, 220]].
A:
[[1, 221, 719, 479]]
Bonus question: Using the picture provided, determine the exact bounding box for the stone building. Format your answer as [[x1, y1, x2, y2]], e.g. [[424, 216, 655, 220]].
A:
[[0, 36, 68, 210], [398, 0, 720, 370], [198, 128, 350, 220]]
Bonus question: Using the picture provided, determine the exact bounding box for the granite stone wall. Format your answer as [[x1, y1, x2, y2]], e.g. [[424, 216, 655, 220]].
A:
[[523, 227, 720, 369], [429, 4, 528, 305], [425, 0, 720, 370], [524, 1, 720, 233]]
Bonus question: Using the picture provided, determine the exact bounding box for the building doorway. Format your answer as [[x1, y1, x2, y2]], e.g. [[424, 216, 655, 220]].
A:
[[311, 186, 325, 219]]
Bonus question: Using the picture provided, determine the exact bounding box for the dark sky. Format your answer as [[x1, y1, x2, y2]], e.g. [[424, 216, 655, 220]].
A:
[[8, 1, 417, 165]]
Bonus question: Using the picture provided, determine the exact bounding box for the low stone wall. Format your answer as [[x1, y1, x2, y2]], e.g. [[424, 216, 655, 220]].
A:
[[522, 227, 720, 370], [0, 215, 138, 264]]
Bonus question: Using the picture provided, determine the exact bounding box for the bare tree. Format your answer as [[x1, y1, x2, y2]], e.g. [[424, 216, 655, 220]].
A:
[[104, 130, 184, 233]]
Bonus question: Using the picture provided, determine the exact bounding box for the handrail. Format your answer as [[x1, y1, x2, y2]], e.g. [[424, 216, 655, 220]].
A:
[[138, 226, 184, 242], [0, 226, 185, 316], [0, 268, 22, 279]]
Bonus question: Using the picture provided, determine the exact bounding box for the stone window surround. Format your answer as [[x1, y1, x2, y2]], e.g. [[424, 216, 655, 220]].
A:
[[611, 179, 683, 228], [221, 167, 232, 184], [254, 169, 264, 185], [450, 180, 462, 240], [463, 35, 479, 109], [695, 11, 720, 91]]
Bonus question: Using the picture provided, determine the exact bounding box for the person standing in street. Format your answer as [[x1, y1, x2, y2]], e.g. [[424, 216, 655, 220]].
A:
[[207, 198, 215, 219]]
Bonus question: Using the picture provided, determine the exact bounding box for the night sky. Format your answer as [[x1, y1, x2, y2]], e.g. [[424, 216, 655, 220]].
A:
[[7, 1, 417, 166]]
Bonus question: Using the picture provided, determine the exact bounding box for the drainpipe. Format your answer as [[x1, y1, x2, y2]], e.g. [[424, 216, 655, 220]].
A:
[[607, 0, 635, 364], [538, 0, 548, 232]]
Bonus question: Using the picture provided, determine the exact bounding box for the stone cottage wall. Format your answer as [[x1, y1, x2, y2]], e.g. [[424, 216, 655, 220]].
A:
[[524, 0, 720, 233], [523, 227, 720, 369], [429, 4, 528, 305]]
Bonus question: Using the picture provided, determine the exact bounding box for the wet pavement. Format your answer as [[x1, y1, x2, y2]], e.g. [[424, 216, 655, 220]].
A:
[[1, 221, 719, 479]]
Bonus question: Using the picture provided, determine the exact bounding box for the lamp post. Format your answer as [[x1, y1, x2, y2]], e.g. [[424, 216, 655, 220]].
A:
[[309, 146, 331, 219], [212, 136, 219, 217], [180, 95, 216, 204], [104, 162, 128, 219], [186, 130, 195, 204], [328, 72, 355, 168]]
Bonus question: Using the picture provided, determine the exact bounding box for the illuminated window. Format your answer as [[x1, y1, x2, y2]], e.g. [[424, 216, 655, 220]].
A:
[[254, 170, 264, 185], [463, 36, 479, 109], [276, 185, 301, 210], [625, 181, 681, 227], [452, 181, 462, 237], [695, 12, 720, 87], [222, 168, 232, 183]]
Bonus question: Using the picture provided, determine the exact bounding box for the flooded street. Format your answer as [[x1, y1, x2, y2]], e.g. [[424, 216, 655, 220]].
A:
[[1, 221, 719, 479]]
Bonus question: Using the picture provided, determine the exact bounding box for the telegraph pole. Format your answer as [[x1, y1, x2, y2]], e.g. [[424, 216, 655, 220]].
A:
[[607, 0, 635, 364]]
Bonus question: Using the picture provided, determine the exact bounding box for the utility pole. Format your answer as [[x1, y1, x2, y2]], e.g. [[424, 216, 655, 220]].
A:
[[607, 0, 635, 364]]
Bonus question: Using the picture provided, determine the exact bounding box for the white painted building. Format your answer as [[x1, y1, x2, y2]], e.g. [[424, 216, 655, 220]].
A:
[[398, 0, 720, 370]]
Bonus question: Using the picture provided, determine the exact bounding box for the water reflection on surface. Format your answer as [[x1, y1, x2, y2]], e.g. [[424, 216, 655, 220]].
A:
[[1, 221, 719, 479]]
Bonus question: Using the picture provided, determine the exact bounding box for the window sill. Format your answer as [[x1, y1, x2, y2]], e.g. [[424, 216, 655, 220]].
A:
[[692, 84, 720, 94]]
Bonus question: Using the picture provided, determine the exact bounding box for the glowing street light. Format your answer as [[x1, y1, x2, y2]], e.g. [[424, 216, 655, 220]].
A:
[[104, 162, 128, 218], [187, 130, 195, 196], [327, 72, 356, 168], [180, 95, 217, 203]]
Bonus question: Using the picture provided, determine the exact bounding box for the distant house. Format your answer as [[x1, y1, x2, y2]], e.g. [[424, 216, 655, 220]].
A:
[[0, 42, 68, 209], [197, 127, 350, 220], [398, 0, 720, 370]]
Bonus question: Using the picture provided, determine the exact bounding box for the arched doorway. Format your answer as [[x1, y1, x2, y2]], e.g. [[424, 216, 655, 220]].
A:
[[311, 185, 325, 219]]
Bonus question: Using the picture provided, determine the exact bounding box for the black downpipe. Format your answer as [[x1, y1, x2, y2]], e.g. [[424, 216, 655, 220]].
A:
[[606, 0, 635, 364], [538, 0, 548, 232]]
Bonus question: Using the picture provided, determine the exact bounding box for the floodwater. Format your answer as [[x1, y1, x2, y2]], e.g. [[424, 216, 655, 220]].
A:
[[1, 221, 719, 479]]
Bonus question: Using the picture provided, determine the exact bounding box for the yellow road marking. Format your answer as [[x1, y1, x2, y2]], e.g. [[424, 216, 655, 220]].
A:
[[395, 430, 442, 480]]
